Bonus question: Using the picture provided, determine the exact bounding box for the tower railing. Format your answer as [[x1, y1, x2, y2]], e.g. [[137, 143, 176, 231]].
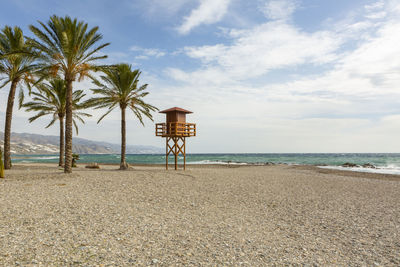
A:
[[156, 122, 196, 137]]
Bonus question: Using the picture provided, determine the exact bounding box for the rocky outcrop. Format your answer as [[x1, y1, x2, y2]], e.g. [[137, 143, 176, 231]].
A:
[[341, 162, 377, 169], [342, 162, 359, 167], [362, 163, 376, 169], [85, 163, 100, 169]]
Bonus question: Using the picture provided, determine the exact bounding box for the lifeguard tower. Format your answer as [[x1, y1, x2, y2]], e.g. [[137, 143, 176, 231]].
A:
[[155, 107, 196, 170]]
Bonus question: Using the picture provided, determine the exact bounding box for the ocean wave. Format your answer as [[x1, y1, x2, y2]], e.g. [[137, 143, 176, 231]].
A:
[[19, 160, 33, 163], [12, 156, 59, 160], [189, 160, 248, 165], [38, 156, 58, 160], [318, 165, 400, 175]]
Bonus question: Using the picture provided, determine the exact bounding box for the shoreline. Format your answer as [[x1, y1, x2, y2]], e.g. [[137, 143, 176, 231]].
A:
[[10, 153, 400, 175], [6, 162, 400, 181]]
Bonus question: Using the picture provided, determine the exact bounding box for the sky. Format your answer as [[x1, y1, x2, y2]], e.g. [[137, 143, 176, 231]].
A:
[[1, 0, 400, 153]]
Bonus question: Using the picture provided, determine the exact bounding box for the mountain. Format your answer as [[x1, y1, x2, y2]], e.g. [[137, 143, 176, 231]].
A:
[[0, 131, 163, 154]]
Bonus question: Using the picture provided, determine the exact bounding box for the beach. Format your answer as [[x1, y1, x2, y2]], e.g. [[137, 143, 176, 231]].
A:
[[0, 164, 399, 266]]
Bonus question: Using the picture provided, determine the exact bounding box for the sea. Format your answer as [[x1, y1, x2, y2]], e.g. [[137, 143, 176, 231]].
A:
[[11, 153, 400, 175]]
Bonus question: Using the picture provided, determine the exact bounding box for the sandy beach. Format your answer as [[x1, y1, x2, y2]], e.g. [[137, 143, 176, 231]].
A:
[[0, 164, 399, 266]]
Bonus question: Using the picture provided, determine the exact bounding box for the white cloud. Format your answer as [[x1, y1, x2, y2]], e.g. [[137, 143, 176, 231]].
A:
[[170, 0, 400, 89], [157, 0, 400, 152], [364, 0, 387, 19], [365, 1, 385, 11], [177, 0, 231, 34], [175, 21, 342, 83], [5, 0, 400, 153], [260, 0, 298, 21], [130, 46, 166, 60], [364, 0, 388, 20], [365, 11, 387, 19]]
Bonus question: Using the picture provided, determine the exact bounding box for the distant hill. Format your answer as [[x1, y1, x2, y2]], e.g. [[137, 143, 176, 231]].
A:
[[0, 131, 163, 154]]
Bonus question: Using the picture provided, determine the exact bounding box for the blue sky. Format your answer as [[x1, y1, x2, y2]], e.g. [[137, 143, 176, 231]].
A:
[[1, 0, 400, 152]]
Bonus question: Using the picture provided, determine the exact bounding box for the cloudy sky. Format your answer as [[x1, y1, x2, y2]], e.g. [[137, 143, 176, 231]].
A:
[[1, 0, 400, 153]]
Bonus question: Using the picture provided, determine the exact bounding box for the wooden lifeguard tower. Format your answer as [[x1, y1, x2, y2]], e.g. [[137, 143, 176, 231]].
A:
[[155, 107, 196, 170]]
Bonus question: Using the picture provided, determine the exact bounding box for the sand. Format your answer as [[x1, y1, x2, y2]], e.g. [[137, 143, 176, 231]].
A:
[[0, 164, 399, 266]]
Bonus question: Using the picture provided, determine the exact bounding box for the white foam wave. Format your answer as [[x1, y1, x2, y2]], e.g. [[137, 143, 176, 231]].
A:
[[189, 160, 248, 165], [12, 156, 58, 161], [34, 156, 59, 160], [319, 165, 400, 175]]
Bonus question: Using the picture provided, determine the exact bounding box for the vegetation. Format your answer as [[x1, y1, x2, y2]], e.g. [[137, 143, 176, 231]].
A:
[[72, 153, 79, 167], [20, 78, 92, 166], [28, 15, 110, 173], [86, 64, 157, 170], [0, 16, 158, 174], [0, 26, 37, 169]]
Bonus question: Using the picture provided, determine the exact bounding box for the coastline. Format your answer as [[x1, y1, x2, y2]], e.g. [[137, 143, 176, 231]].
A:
[[10, 162, 400, 181], [10, 153, 400, 175]]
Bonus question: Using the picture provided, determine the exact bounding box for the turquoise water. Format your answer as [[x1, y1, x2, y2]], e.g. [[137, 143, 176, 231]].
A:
[[11, 153, 400, 174], [11, 153, 400, 167]]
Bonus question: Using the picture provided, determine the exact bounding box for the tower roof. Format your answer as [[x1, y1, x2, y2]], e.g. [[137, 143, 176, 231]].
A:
[[159, 107, 193, 114]]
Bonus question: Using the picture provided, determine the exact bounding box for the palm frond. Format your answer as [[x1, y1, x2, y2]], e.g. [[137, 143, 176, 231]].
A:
[[28, 111, 49, 123], [29, 15, 110, 81], [18, 88, 24, 109], [0, 26, 38, 87], [45, 115, 57, 128], [97, 107, 114, 123], [88, 63, 158, 126], [21, 76, 91, 133]]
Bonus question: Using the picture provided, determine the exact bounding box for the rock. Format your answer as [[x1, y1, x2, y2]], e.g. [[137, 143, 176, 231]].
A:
[[85, 163, 100, 169], [342, 162, 358, 168], [362, 163, 376, 169]]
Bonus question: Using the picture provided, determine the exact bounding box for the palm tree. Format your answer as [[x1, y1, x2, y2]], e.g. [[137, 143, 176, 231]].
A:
[[86, 64, 157, 170], [20, 78, 91, 167], [0, 26, 37, 169], [28, 15, 109, 173]]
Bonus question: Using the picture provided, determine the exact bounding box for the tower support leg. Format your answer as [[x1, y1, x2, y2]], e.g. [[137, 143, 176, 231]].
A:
[[166, 137, 169, 170], [165, 136, 187, 171], [174, 137, 178, 170], [183, 137, 186, 170]]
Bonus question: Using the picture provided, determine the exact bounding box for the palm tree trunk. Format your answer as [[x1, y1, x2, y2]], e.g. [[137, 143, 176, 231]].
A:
[[0, 146, 4, 178], [59, 116, 64, 167], [4, 79, 19, 169], [120, 107, 128, 170], [64, 79, 73, 173]]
